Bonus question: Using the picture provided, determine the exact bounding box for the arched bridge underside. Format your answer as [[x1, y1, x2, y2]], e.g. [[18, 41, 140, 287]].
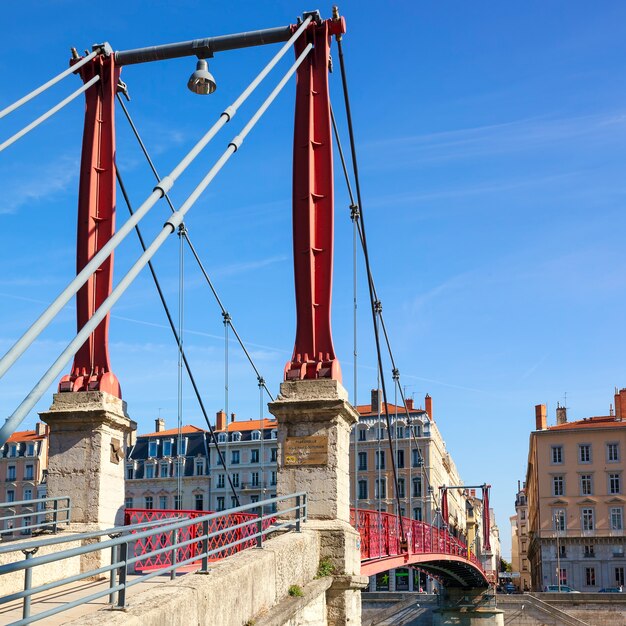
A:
[[353, 509, 489, 588]]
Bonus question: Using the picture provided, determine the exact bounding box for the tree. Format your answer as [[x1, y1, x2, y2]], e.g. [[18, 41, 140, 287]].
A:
[[499, 557, 512, 573]]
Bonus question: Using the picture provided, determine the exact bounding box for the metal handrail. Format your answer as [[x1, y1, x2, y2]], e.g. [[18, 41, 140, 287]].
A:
[[0, 496, 71, 537], [0, 491, 307, 625]]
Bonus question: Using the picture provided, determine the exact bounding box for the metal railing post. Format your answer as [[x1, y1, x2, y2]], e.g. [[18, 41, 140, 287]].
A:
[[295, 495, 301, 532], [170, 529, 178, 580], [21, 547, 39, 620], [200, 519, 209, 573], [116, 541, 128, 609], [256, 507, 263, 549], [52, 499, 59, 533], [108, 532, 122, 604]]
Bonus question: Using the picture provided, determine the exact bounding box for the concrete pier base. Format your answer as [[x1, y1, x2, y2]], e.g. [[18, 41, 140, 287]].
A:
[[269, 379, 368, 625]]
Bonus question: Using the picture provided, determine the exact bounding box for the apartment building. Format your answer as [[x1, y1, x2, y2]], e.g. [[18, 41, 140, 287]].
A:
[[0, 423, 49, 535], [510, 481, 531, 592], [125, 412, 278, 513], [350, 390, 474, 592], [526, 391, 626, 591]]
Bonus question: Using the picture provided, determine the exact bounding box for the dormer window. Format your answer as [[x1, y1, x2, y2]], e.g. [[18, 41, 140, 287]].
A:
[[232, 432, 242, 442], [163, 440, 173, 457], [251, 431, 261, 441], [160, 461, 170, 478], [26, 443, 35, 456], [180, 438, 188, 456], [271, 430, 277, 440], [148, 440, 158, 458], [9, 444, 18, 458], [218, 433, 227, 443]]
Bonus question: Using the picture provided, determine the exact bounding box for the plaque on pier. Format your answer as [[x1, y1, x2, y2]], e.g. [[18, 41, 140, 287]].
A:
[[284, 435, 328, 466]]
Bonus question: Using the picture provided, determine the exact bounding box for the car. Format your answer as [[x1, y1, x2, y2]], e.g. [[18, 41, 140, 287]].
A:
[[503, 583, 516, 594], [599, 587, 622, 593], [546, 585, 580, 593]]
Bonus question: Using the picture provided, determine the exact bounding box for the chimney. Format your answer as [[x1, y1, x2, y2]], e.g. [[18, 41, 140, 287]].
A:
[[610, 403, 614, 417], [470, 489, 476, 497], [535, 404, 547, 430], [216, 410, 226, 431], [406, 398, 414, 410], [155, 418, 165, 433], [370, 389, 382, 413], [556, 403, 567, 425], [35, 422, 46, 437], [517, 480, 521, 492], [425, 394, 433, 420], [615, 388, 626, 420], [231, 412, 236, 423]]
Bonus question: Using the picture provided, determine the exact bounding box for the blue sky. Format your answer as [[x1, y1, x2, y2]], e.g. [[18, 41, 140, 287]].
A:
[[2, 1, 626, 560]]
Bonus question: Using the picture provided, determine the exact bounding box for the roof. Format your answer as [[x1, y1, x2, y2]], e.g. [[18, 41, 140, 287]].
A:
[[546, 416, 626, 431], [219, 418, 277, 433], [6, 429, 45, 443], [141, 425, 206, 438], [356, 402, 426, 417]]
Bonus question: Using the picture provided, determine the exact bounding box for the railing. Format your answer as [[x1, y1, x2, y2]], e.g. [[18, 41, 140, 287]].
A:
[[0, 496, 71, 537], [351, 509, 484, 572], [0, 492, 306, 625]]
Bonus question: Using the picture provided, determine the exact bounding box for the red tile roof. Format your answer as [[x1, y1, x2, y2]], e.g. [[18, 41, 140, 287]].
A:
[[7, 429, 46, 443], [220, 418, 277, 433], [547, 416, 626, 431], [356, 402, 425, 417], [142, 425, 206, 438]]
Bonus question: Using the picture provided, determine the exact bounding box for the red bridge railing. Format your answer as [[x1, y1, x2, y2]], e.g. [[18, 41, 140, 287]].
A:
[[351, 508, 484, 572]]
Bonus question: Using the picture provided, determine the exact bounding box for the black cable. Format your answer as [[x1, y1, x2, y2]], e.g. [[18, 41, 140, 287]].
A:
[[116, 94, 273, 402], [116, 168, 240, 507], [335, 38, 405, 542]]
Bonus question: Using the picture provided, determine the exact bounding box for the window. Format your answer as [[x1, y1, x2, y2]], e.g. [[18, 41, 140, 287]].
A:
[[126, 465, 134, 480], [271, 430, 277, 440], [195, 460, 204, 476], [582, 508, 594, 531], [609, 473, 621, 494], [521, 510, 526, 520], [412, 449, 422, 468], [9, 445, 17, 458], [358, 480, 368, 500], [7, 466, 16, 481], [583, 544, 595, 558], [377, 428, 386, 441], [397, 449, 405, 469], [145, 496, 153, 510], [579, 444, 591, 464], [616, 567, 625, 587], [232, 473, 240, 488], [395, 425, 404, 439], [163, 440, 173, 457], [358, 451, 367, 471], [607, 443, 620, 463], [218, 433, 227, 443], [580, 474, 593, 496], [232, 432, 242, 442], [251, 472, 259, 487], [145, 463, 155, 479], [217, 497, 225, 511], [271, 471, 277, 486], [271, 448, 277, 462], [358, 428, 366, 441], [252, 431, 261, 441], [522, 559, 528, 571], [195, 494, 203, 511], [179, 438, 188, 455], [231, 451, 240, 465], [6, 490, 14, 503], [375, 479, 386, 499], [148, 441, 158, 457], [552, 475, 564, 496], [125, 497, 133, 509], [413, 507, 422, 521], [412, 477, 422, 498], [24, 465, 34, 480], [397, 478, 405, 498], [551, 445, 563, 464], [160, 462, 169, 478], [375, 451, 385, 470], [159, 495, 168, 509], [585, 567, 596, 587], [231, 496, 238, 508], [610, 507, 623, 530], [251, 449, 260, 464], [22, 517, 31, 535], [559, 568, 567, 585], [174, 495, 182, 510], [553, 509, 566, 531], [174, 459, 184, 477], [23, 488, 32, 500], [217, 474, 225, 489], [26, 443, 35, 456], [251, 495, 259, 503], [559, 545, 567, 558]]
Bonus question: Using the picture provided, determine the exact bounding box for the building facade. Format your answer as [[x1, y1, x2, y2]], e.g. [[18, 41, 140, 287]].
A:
[[125, 413, 278, 513], [526, 391, 626, 591], [0, 423, 49, 536], [510, 481, 531, 592]]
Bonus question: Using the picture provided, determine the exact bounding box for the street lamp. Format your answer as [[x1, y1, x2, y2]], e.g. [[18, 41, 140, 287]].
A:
[[187, 58, 217, 94]]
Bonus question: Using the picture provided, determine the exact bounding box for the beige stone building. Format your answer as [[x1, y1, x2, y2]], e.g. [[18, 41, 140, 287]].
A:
[[526, 391, 626, 591], [510, 482, 531, 591]]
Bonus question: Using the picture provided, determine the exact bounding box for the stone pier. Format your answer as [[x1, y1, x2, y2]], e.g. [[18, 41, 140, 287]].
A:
[[269, 379, 369, 625], [434, 588, 504, 626]]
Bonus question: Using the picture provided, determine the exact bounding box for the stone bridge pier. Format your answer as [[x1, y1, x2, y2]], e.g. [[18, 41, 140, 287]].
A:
[[269, 379, 369, 625]]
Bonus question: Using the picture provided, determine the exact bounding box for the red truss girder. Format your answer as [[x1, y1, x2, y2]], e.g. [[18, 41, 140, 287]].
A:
[[285, 16, 346, 382], [58, 52, 121, 397]]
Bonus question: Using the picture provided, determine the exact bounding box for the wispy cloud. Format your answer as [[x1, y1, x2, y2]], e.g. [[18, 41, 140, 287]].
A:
[[1, 154, 78, 214]]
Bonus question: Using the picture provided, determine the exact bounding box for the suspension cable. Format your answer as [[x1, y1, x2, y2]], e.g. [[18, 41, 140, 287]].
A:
[[334, 38, 406, 543], [0, 17, 312, 384], [0, 43, 314, 448], [116, 170, 240, 505], [176, 224, 185, 510], [0, 75, 100, 153], [0, 49, 99, 119], [116, 95, 273, 401]]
